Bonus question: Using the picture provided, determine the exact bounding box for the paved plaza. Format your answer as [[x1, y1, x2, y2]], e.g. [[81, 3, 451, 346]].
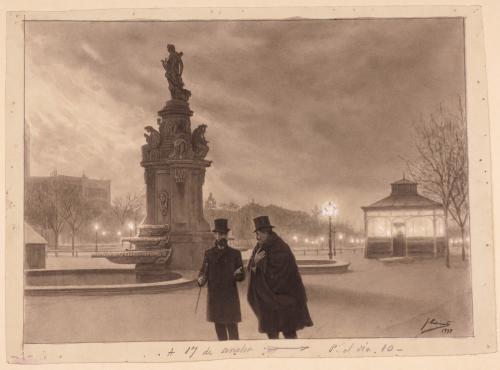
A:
[[24, 251, 472, 343]]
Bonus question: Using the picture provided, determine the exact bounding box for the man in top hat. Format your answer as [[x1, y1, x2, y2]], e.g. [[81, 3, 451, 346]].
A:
[[198, 218, 245, 340], [247, 216, 313, 339]]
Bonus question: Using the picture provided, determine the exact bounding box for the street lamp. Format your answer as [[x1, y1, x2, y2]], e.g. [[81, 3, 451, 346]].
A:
[[117, 231, 123, 247], [94, 223, 99, 252], [128, 222, 134, 237], [322, 201, 338, 260]]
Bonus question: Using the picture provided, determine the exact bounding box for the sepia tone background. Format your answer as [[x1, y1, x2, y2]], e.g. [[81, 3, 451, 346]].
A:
[[25, 18, 465, 226]]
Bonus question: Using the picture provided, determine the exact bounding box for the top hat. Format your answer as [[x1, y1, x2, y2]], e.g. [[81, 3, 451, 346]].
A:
[[253, 216, 275, 232], [212, 218, 230, 233]]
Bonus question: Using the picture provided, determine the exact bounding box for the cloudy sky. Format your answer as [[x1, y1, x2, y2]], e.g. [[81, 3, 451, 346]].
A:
[[25, 18, 465, 228]]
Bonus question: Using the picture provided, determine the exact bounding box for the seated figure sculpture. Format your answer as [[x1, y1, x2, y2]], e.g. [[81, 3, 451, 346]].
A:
[[192, 124, 209, 159]]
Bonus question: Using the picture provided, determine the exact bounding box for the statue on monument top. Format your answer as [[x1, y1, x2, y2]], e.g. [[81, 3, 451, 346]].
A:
[[161, 44, 191, 102]]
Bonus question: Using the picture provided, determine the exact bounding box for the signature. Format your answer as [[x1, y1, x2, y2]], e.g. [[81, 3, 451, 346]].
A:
[[420, 318, 453, 334]]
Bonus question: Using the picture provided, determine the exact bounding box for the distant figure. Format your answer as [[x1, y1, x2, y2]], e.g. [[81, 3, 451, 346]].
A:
[[161, 44, 191, 101], [247, 216, 313, 339], [198, 219, 245, 340]]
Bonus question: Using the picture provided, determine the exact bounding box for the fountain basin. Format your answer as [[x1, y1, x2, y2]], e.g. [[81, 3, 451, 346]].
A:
[[24, 268, 196, 295], [92, 249, 171, 264], [297, 260, 350, 274]]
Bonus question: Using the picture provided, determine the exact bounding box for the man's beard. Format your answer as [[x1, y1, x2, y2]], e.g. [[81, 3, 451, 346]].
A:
[[216, 238, 228, 248]]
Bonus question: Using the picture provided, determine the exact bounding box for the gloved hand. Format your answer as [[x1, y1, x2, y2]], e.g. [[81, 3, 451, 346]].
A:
[[197, 276, 207, 287], [234, 266, 245, 281]]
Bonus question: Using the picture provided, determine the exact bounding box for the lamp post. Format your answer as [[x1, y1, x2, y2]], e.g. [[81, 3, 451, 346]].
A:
[[322, 201, 338, 260], [94, 224, 99, 252]]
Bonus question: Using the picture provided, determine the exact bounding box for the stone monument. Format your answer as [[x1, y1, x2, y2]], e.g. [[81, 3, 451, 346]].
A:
[[93, 44, 213, 278]]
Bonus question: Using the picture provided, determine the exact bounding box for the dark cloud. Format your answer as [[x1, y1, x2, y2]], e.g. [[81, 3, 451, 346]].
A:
[[25, 18, 465, 227]]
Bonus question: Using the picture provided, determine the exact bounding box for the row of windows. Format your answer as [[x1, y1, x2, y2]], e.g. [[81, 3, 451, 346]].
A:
[[367, 216, 445, 237], [84, 187, 109, 198]]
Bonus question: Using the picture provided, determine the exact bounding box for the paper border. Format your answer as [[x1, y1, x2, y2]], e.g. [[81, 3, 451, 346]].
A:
[[4, 5, 497, 364]]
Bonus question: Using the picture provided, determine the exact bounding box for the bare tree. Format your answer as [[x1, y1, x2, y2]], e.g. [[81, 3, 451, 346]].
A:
[[448, 99, 469, 261], [25, 178, 66, 256], [407, 99, 466, 268], [25, 183, 49, 235], [111, 191, 145, 233], [130, 191, 146, 233], [60, 186, 94, 256]]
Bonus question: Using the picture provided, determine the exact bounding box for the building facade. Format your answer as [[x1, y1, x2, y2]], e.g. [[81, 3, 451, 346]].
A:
[[27, 172, 111, 208], [362, 178, 445, 258]]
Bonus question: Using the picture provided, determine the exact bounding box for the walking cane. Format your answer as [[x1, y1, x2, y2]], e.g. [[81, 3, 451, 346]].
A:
[[194, 285, 202, 314], [195, 262, 207, 314]]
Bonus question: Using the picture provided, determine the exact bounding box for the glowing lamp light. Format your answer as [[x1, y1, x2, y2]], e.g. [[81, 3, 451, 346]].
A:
[[128, 222, 134, 230], [292, 235, 298, 242], [102, 231, 107, 236], [320, 237, 325, 242], [94, 224, 99, 231], [338, 233, 344, 240], [350, 238, 354, 243], [322, 201, 338, 217], [117, 231, 122, 236]]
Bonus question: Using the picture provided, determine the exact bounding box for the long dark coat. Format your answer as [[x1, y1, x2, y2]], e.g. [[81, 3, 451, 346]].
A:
[[247, 232, 313, 334], [198, 243, 245, 324]]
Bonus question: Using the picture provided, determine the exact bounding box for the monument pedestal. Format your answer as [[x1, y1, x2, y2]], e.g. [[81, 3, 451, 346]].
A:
[[168, 231, 215, 270], [139, 98, 213, 270], [93, 46, 214, 273]]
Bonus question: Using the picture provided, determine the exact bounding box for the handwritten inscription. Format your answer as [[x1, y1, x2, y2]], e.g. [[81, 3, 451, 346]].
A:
[[11, 341, 408, 363], [221, 344, 253, 355], [184, 344, 253, 358], [420, 318, 453, 335], [265, 346, 309, 353], [184, 346, 198, 358], [328, 342, 403, 354]]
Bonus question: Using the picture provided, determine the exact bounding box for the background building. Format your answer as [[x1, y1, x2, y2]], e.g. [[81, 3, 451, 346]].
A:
[[27, 171, 111, 208], [362, 178, 445, 258]]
